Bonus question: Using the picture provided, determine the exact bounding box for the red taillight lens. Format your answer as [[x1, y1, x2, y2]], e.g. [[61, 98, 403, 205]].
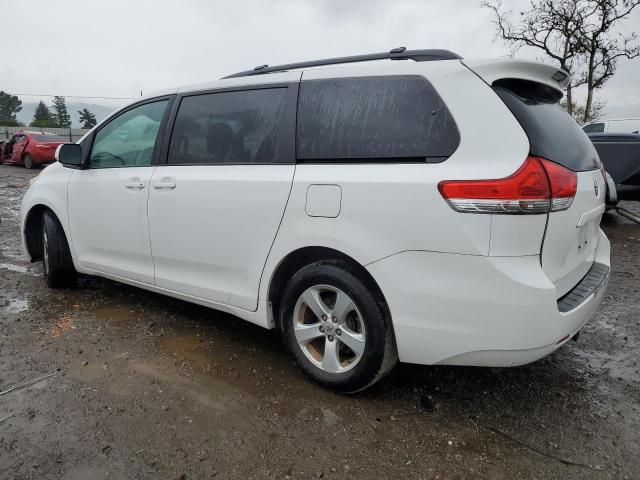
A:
[[438, 156, 577, 214], [541, 158, 578, 211]]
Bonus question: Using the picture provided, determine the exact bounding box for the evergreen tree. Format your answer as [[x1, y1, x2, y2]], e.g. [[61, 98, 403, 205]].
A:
[[78, 108, 97, 129], [0, 91, 22, 126], [52, 96, 71, 128], [30, 101, 58, 128]]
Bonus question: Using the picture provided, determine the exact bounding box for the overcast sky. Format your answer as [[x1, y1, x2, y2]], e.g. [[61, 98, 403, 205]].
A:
[[3, 0, 639, 118]]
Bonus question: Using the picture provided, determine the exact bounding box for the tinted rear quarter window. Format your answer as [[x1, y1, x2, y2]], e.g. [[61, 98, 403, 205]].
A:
[[494, 79, 599, 171], [297, 76, 459, 162], [168, 88, 288, 165]]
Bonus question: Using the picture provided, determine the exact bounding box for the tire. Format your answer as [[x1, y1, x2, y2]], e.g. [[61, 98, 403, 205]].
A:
[[23, 154, 34, 169], [42, 210, 76, 288], [280, 261, 397, 393]]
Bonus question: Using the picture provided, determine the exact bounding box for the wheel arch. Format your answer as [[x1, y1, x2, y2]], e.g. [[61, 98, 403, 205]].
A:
[[24, 204, 64, 261], [267, 246, 391, 330], [21, 148, 33, 165]]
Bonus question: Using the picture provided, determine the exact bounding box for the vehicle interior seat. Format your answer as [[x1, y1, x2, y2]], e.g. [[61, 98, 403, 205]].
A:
[[207, 123, 234, 162]]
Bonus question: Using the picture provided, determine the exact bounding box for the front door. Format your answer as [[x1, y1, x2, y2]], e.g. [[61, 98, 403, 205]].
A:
[[9, 134, 26, 164], [148, 85, 297, 310], [67, 99, 170, 284]]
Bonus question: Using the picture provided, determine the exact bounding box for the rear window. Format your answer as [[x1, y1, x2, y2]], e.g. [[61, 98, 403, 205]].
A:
[[494, 79, 599, 171], [33, 134, 66, 142], [297, 76, 459, 162]]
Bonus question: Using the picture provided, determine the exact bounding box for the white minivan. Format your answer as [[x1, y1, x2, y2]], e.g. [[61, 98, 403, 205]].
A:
[[21, 49, 610, 392]]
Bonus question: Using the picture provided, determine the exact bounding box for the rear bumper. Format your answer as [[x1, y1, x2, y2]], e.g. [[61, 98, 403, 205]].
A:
[[29, 150, 56, 164], [366, 228, 610, 367]]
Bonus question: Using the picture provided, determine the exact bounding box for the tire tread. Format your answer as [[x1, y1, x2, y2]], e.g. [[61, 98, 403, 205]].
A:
[[42, 211, 76, 288]]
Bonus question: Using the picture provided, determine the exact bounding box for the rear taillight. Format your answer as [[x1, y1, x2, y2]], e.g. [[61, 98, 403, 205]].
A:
[[542, 158, 578, 211], [438, 156, 577, 214]]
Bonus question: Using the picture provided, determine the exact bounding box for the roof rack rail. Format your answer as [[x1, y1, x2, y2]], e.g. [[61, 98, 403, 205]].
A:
[[222, 47, 462, 79]]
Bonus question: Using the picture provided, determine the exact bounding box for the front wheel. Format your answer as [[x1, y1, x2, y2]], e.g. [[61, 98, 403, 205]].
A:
[[42, 211, 76, 288], [23, 154, 34, 169], [280, 262, 397, 393]]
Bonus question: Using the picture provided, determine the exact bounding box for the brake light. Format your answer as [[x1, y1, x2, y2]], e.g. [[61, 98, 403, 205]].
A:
[[438, 156, 577, 214]]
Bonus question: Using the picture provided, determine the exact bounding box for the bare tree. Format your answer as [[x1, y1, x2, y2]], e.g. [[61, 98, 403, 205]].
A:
[[561, 98, 606, 122], [576, 0, 640, 122], [483, 0, 640, 121], [482, 0, 587, 113]]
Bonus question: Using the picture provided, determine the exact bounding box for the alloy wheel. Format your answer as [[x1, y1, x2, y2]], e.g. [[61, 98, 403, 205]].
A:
[[292, 285, 366, 374]]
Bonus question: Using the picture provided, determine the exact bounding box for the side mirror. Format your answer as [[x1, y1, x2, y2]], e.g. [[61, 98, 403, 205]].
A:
[[55, 143, 82, 168]]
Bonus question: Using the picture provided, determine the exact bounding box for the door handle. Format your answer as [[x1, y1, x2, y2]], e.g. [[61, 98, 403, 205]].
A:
[[125, 181, 145, 189], [153, 181, 176, 189]]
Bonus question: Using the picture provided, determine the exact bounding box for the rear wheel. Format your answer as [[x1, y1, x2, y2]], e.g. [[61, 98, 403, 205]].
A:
[[42, 211, 76, 288], [280, 261, 397, 393], [23, 154, 34, 169]]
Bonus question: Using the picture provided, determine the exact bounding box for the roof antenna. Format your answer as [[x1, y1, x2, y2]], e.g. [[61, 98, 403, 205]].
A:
[[253, 64, 269, 71], [390, 46, 407, 54]]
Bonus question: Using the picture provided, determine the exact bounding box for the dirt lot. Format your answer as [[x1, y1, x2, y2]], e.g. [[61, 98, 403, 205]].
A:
[[1, 164, 639, 480]]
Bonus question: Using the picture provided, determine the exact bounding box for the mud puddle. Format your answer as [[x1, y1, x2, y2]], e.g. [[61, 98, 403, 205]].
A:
[[2, 297, 29, 313]]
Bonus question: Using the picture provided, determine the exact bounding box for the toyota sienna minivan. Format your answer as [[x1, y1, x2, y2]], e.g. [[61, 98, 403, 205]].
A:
[[21, 48, 610, 392]]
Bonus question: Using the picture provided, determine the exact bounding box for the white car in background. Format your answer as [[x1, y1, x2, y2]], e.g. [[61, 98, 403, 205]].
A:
[[21, 48, 610, 392], [583, 117, 640, 134]]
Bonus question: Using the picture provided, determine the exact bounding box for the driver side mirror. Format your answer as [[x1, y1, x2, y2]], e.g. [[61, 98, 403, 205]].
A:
[[55, 143, 83, 168]]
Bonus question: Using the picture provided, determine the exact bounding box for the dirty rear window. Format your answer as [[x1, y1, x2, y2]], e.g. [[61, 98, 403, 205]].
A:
[[296, 76, 459, 162], [494, 79, 600, 172]]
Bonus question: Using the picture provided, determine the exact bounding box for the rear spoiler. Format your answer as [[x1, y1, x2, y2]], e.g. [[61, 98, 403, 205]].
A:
[[462, 58, 570, 96]]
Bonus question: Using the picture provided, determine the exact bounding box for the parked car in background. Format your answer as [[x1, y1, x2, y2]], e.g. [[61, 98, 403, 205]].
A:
[[589, 132, 640, 201], [0, 131, 67, 168], [583, 118, 640, 134], [21, 49, 610, 392]]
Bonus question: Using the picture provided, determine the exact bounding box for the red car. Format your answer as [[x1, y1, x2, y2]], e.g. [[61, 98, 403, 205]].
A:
[[0, 131, 67, 168]]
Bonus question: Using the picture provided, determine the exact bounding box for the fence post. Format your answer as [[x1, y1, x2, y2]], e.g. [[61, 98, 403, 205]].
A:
[[69, 128, 72, 143]]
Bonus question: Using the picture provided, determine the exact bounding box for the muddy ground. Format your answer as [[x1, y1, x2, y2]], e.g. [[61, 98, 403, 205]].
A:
[[0, 164, 638, 480]]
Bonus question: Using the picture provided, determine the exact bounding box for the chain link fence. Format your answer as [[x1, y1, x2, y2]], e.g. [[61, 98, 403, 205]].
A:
[[0, 126, 90, 143]]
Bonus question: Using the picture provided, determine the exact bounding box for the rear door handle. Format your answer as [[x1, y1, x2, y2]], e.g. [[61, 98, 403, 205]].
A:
[[125, 180, 145, 189], [153, 179, 176, 190]]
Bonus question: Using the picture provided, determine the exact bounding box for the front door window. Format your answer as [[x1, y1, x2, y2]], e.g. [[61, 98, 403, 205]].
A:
[[89, 100, 168, 168]]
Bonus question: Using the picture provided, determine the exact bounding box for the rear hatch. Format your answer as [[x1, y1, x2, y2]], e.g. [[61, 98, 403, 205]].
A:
[[463, 60, 605, 298], [495, 79, 605, 297]]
